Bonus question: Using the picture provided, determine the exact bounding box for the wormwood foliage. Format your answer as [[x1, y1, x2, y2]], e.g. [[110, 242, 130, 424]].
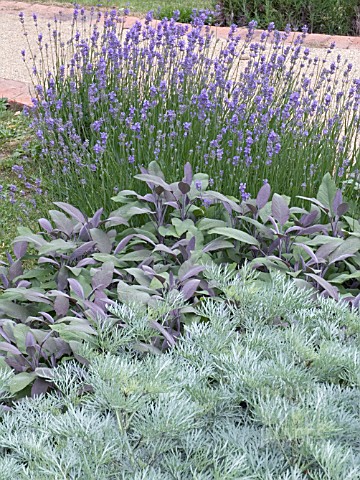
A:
[[0, 268, 359, 479]]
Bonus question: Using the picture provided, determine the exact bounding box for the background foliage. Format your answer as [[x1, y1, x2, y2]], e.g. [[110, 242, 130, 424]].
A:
[[20, 0, 360, 35], [217, 0, 360, 35]]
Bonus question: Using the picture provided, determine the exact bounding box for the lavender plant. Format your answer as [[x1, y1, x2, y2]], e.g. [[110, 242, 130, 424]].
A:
[[20, 7, 359, 214]]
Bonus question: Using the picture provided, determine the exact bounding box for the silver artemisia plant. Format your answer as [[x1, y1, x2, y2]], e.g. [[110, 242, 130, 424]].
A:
[[0, 267, 359, 478]]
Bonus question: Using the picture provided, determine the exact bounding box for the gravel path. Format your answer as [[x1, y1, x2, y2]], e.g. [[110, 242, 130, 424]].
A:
[[0, 1, 359, 89]]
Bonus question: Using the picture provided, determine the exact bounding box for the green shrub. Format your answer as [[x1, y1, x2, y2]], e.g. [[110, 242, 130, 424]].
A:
[[0, 269, 360, 478], [217, 0, 360, 35], [155, 6, 194, 23]]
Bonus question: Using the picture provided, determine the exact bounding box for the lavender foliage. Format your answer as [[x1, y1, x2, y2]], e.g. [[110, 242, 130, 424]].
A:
[[21, 7, 360, 213]]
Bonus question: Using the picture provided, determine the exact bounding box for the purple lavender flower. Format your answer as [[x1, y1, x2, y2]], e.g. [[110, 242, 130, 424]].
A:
[[93, 143, 104, 155], [91, 119, 104, 132], [239, 182, 250, 201], [202, 198, 212, 208], [21, 8, 359, 213], [12, 165, 24, 174], [145, 10, 154, 23], [195, 180, 202, 191]]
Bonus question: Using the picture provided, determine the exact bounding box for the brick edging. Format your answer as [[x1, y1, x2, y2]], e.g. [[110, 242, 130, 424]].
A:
[[0, 78, 32, 109]]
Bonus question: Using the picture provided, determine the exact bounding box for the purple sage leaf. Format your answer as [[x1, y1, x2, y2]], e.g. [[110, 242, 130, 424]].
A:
[[178, 181, 191, 195], [68, 279, 85, 299], [271, 194, 290, 226], [256, 183, 271, 209], [54, 295, 70, 317], [38, 218, 53, 233], [336, 202, 348, 217], [332, 189, 343, 214], [0, 342, 22, 355], [305, 273, 339, 301], [53, 202, 86, 223], [181, 279, 201, 300]]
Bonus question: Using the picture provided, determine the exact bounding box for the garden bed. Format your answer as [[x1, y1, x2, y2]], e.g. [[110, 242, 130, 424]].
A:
[[0, 6, 359, 478]]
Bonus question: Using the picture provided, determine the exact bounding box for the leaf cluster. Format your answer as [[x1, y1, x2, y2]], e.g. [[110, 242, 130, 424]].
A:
[[0, 163, 358, 396], [214, 172, 360, 304], [0, 270, 359, 478]]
